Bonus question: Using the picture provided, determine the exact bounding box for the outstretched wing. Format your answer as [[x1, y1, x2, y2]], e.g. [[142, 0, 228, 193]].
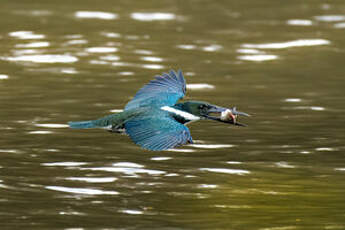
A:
[[125, 70, 186, 111], [125, 113, 193, 151]]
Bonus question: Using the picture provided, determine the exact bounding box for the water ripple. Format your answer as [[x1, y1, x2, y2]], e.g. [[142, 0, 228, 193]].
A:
[[4, 54, 78, 63], [176, 44, 197, 50], [190, 144, 235, 149], [314, 15, 345, 22], [200, 168, 250, 175], [238, 55, 278, 62], [28, 131, 53, 134], [186, 84, 215, 90], [34, 123, 69, 128], [150, 157, 172, 161], [15, 41, 50, 48], [100, 55, 120, 61], [134, 49, 154, 55], [64, 39, 88, 45], [335, 168, 345, 171], [198, 184, 218, 189], [202, 44, 222, 52], [65, 177, 117, 183], [284, 98, 302, 102], [112, 162, 143, 168], [131, 12, 176, 21], [140, 56, 163, 62], [101, 32, 121, 38], [83, 167, 166, 176], [0, 74, 9, 80], [281, 106, 325, 111], [0, 149, 20, 154], [236, 48, 263, 54], [227, 161, 242, 165], [46, 186, 119, 195], [142, 64, 164, 69], [83, 162, 165, 176], [120, 209, 144, 215], [275, 162, 296, 168], [9, 31, 45, 39], [242, 39, 330, 49], [166, 149, 196, 153], [287, 19, 313, 26], [41, 162, 88, 167], [75, 11, 118, 20], [85, 47, 118, 53]]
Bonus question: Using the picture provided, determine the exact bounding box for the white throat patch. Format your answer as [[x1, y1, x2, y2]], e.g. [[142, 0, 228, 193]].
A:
[[161, 106, 200, 121]]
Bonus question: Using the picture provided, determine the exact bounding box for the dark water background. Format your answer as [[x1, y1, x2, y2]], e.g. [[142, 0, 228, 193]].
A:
[[1, 0, 345, 229]]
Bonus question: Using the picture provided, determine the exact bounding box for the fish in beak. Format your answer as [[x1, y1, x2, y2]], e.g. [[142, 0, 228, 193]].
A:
[[205, 105, 250, 126]]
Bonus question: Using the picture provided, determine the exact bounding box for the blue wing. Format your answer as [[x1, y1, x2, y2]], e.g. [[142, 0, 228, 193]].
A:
[[125, 112, 193, 151], [125, 70, 186, 111]]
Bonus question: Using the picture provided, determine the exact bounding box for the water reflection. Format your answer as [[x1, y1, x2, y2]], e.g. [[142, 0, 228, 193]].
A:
[[41, 162, 88, 167], [85, 47, 118, 53], [140, 56, 163, 62], [238, 54, 278, 62], [65, 177, 117, 183], [119, 209, 144, 215], [1, 1, 345, 229], [64, 39, 88, 45], [141, 64, 164, 69], [150, 157, 172, 161], [186, 83, 215, 90], [5, 54, 78, 63], [100, 55, 120, 61], [314, 15, 345, 22], [0, 74, 9, 80], [190, 144, 235, 149], [75, 11, 118, 20], [200, 168, 250, 175], [15, 42, 50, 48], [82, 162, 166, 177], [28, 131, 53, 134], [202, 44, 222, 52], [242, 39, 330, 49], [283, 98, 302, 102], [286, 19, 313, 26], [34, 124, 69, 128], [9, 31, 45, 39], [334, 22, 345, 28], [46, 186, 119, 195], [130, 12, 176, 21]]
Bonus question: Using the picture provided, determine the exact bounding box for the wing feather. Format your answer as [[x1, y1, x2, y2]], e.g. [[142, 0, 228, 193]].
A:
[[125, 70, 186, 110], [125, 113, 192, 151]]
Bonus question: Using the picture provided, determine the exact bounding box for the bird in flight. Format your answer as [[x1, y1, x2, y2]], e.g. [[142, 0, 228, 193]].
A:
[[69, 70, 249, 151]]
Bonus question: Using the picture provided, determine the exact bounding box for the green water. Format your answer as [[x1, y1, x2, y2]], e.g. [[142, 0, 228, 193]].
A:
[[1, 0, 345, 229]]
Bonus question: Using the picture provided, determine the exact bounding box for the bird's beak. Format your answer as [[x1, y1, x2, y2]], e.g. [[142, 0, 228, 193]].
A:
[[205, 105, 250, 126]]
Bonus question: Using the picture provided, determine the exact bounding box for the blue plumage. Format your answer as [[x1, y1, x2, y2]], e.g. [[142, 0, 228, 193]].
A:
[[69, 120, 97, 129], [68, 69, 249, 151], [125, 110, 193, 151], [125, 70, 186, 110]]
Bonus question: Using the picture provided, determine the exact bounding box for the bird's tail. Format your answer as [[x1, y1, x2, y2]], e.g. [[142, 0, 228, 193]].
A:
[[68, 112, 126, 129], [68, 120, 99, 129]]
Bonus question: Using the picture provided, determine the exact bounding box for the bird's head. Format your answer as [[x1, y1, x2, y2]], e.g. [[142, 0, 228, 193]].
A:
[[180, 101, 250, 126]]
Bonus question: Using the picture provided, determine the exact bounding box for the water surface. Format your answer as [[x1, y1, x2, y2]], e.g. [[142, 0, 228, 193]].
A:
[[1, 0, 345, 229]]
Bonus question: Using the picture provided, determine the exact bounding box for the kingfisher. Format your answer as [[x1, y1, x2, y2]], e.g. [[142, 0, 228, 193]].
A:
[[69, 70, 249, 151]]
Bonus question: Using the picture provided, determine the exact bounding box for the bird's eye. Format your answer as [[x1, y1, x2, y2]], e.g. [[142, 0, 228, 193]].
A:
[[199, 105, 206, 110], [199, 105, 208, 113]]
